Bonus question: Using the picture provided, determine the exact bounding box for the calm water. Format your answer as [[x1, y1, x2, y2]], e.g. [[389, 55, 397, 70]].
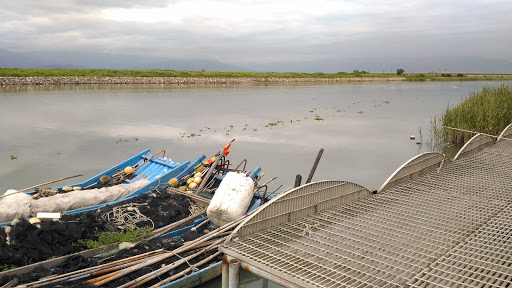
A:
[[2, 81, 510, 195], [1, 80, 511, 286]]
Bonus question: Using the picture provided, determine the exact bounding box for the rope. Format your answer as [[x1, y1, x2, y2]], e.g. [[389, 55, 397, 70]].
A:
[[102, 203, 155, 230], [141, 267, 163, 282], [188, 202, 206, 216], [300, 223, 320, 241], [441, 126, 512, 141], [167, 247, 200, 275]]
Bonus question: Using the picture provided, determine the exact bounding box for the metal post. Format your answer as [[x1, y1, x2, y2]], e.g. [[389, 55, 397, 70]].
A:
[[222, 255, 229, 288], [228, 259, 240, 288], [306, 148, 324, 183], [294, 174, 302, 188]]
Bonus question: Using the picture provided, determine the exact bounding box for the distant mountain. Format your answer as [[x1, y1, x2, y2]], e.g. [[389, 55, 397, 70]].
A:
[[0, 49, 246, 71], [35, 64, 88, 69], [133, 59, 245, 71], [1, 49, 511, 73]]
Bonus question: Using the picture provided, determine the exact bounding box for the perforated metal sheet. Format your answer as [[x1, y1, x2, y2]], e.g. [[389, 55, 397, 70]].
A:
[[221, 139, 512, 288]]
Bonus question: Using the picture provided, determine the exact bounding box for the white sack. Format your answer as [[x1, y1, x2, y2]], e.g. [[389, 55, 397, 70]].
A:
[[0, 189, 33, 223], [30, 179, 149, 214], [207, 172, 254, 227]]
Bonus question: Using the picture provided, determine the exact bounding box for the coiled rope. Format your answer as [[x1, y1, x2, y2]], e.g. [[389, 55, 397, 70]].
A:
[[102, 203, 155, 230]]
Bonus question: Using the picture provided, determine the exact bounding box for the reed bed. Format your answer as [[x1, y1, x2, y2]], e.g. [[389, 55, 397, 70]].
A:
[[434, 84, 512, 144]]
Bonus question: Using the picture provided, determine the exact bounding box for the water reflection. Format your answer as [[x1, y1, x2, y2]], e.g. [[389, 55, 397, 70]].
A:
[[2, 81, 511, 195]]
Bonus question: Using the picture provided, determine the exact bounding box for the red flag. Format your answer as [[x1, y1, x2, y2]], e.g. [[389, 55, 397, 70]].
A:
[[204, 141, 233, 166], [222, 142, 231, 157]]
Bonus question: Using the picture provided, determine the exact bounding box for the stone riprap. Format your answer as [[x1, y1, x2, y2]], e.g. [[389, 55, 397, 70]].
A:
[[0, 76, 406, 86]]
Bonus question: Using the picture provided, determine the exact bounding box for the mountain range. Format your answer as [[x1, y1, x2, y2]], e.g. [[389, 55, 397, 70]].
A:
[[1, 49, 511, 73]]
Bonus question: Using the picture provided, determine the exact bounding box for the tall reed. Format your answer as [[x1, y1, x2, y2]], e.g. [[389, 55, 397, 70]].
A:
[[434, 84, 512, 144]]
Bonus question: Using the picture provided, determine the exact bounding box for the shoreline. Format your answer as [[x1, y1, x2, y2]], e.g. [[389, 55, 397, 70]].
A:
[[0, 76, 406, 86]]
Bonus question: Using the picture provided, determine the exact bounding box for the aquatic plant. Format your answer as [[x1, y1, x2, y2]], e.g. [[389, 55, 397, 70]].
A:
[[1, 264, 16, 271], [432, 84, 512, 144], [78, 226, 153, 250], [10, 154, 17, 160]]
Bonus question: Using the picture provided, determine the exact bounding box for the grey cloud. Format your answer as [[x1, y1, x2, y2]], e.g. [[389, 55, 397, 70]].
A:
[[1, 0, 511, 71]]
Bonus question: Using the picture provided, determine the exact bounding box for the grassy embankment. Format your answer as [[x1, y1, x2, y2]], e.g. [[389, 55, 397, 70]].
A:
[[0, 68, 391, 78], [432, 84, 512, 145], [1, 68, 511, 81]]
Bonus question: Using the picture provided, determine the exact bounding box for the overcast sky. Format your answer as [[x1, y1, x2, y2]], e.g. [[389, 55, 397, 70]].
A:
[[2, 0, 511, 66]]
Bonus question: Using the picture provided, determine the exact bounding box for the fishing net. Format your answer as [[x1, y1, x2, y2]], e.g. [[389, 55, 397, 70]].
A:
[[0, 228, 217, 288], [0, 190, 194, 268]]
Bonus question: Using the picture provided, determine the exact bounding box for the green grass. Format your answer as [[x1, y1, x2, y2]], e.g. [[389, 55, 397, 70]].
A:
[[0, 68, 398, 78], [2, 68, 510, 82], [405, 73, 512, 82], [432, 84, 512, 144], [78, 226, 153, 250]]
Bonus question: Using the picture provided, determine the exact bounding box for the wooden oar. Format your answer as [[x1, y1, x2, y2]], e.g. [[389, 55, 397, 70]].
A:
[[0, 174, 83, 199]]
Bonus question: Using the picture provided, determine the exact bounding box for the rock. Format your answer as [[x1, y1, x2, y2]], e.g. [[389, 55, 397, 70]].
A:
[[119, 242, 136, 250]]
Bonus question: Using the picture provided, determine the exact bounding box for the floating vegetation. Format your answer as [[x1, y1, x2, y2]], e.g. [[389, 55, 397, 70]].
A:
[[384, 100, 390, 104], [358, 111, 364, 114], [10, 154, 17, 160], [314, 116, 324, 121], [432, 84, 512, 145], [115, 138, 129, 143]]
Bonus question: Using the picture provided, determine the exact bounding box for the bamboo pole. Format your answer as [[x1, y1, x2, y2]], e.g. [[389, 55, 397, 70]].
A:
[[121, 248, 214, 288], [190, 218, 210, 232], [0, 174, 83, 198], [89, 211, 247, 287], [149, 251, 221, 288], [24, 249, 165, 287], [121, 239, 224, 288]]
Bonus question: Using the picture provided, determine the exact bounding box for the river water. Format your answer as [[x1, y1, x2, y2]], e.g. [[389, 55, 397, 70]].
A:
[[1, 80, 510, 286]]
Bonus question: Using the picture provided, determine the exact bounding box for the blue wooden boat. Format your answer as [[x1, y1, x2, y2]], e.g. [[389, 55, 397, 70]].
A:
[[0, 156, 270, 288], [0, 149, 206, 227]]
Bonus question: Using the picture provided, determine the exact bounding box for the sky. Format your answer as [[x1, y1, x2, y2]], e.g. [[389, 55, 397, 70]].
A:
[[1, 0, 512, 67]]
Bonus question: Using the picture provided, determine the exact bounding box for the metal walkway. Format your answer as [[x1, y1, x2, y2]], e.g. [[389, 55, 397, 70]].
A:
[[220, 125, 512, 287]]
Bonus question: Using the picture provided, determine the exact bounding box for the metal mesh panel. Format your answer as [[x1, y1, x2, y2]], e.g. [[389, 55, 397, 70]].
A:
[[222, 139, 512, 288], [378, 153, 445, 193], [238, 181, 371, 238], [497, 123, 512, 142], [453, 133, 495, 160]]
